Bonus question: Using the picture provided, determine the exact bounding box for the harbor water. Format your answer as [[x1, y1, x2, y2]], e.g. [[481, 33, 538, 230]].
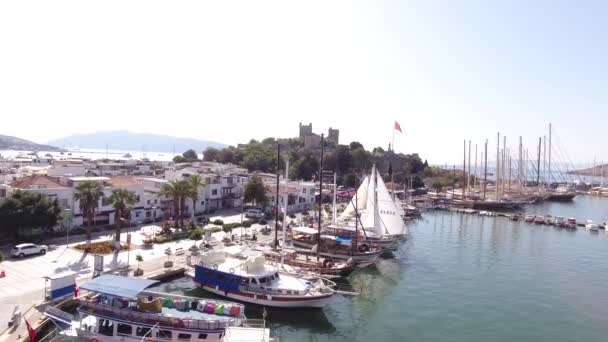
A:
[[151, 195, 608, 342]]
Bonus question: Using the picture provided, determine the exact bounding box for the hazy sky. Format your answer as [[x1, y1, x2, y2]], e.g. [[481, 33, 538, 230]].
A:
[[1, 1, 606, 164]]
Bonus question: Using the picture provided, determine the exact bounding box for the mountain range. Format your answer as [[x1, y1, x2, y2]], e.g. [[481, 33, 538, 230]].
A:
[[0, 134, 64, 151], [47, 130, 225, 153]]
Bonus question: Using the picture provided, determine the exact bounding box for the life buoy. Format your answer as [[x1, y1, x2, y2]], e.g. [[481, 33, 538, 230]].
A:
[[173, 318, 185, 328], [212, 264, 218, 270], [358, 244, 370, 253]]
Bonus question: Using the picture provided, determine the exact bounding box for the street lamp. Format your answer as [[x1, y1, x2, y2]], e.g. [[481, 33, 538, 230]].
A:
[[120, 217, 131, 269]]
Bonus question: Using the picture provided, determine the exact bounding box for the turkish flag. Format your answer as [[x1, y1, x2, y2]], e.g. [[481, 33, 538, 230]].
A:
[[394, 121, 402, 133], [74, 279, 79, 298], [24, 318, 36, 342]]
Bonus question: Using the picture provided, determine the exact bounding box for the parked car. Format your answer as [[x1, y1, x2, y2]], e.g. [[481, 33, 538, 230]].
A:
[[11, 243, 48, 258], [245, 209, 264, 218]]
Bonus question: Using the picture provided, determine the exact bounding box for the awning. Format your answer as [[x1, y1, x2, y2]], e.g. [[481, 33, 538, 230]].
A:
[[292, 226, 319, 235], [80, 275, 159, 299]]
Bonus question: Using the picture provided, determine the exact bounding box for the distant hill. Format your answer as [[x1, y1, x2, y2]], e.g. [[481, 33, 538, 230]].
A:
[[0, 134, 63, 151], [568, 164, 608, 176], [47, 131, 225, 153]]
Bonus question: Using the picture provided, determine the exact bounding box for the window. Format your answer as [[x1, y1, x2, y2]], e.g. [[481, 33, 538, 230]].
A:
[[147, 199, 151, 204], [136, 327, 151, 337], [117, 323, 132, 336], [0, 189, 5, 197], [98, 319, 114, 336], [198, 333, 208, 339], [61, 198, 69, 208], [146, 211, 151, 218], [259, 277, 268, 284], [102, 197, 111, 206], [158, 330, 173, 339], [302, 188, 306, 194], [135, 212, 140, 218], [212, 189, 218, 196], [250, 278, 258, 285], [201, 201, 204, 205], [135, 195, 140, 202], [177, 333, 192, 340]]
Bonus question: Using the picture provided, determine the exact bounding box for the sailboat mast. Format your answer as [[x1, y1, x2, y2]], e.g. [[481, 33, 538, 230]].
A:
[[502, 136, 507, 195], [353, 176, 359, 254], [317, 134, 324, 260], [484, 139, 488, 199], [474, 143, 478, 191], [332, 172, 337, 225], [274, 144, 281, 247], [519, 137, 523, 194], [536, 137, 542, 188], [281, 158, 289, 267], [496, 133, 500, 201], [548, 123, 552, 184], [467, 140, 471, 194], [463, 140, 467, 199], [543, 135, 547, 187]]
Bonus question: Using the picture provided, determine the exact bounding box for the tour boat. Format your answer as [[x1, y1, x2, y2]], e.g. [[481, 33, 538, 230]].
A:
[[44, 275, 272, 341], [524, 214, 535, 223], [256, 245, 358, 277], [534, 215, 546, 224], [290, 226, 383, 263], [566, 217, 577, 228], [188, 246, 336, 309]]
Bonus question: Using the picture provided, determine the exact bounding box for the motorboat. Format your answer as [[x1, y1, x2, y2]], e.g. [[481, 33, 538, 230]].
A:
[[585, 220, 599, 231]]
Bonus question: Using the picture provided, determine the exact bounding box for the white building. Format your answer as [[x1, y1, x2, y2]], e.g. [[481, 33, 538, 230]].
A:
[[265, 180, 316, 213]]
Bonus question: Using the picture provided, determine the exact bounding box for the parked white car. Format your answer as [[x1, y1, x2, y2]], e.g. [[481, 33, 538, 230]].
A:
[[245, 209, 264, 218], [10, 243, 48, 258]]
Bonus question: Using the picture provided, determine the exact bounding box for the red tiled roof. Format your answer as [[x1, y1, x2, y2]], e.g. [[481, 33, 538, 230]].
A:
[[108, 176, 142, 187], [10, 175, 65, 189]]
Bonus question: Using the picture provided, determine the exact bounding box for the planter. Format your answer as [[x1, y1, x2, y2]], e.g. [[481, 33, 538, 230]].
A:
[[164, 260, 174, 268], [134, 268, 144, 276]]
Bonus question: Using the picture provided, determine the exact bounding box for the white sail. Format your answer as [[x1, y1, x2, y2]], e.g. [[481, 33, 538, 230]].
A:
[[338, 175, 369, 221], [360, 166, 383, 236], [375, 170, 408, 236]]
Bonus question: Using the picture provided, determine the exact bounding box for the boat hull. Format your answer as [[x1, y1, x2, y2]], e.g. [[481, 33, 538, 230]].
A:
[[195, 282, 334, 309], [292, 240, 382, 262]]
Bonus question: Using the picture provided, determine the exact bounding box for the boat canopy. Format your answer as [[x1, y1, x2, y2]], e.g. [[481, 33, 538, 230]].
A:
[[80, 275, 159, 299], [292, 226, 319, 235]]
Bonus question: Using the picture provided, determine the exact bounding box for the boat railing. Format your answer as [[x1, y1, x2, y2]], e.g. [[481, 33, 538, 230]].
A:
[[78, 300, 236, 331]]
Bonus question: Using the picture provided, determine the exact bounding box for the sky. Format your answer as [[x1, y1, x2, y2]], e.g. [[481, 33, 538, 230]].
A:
[[1, 0, 607, 164]]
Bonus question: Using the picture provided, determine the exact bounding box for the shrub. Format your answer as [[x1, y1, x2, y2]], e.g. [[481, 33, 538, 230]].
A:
[[74, 240, 128, 255], [242, 220, 252, 228], [212, 219, 224, 226], [302, 211, 309, 216], [205, 226, 223, 233], [189, 227, 203, 240], [259, 219, 268, 225], [224, 222, 241, 230], [222, 226, 233, 234], [288, 213, 296, 219]]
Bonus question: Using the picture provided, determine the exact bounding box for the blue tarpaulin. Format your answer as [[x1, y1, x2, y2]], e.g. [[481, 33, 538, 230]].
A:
[[80, 275, 159, 299]]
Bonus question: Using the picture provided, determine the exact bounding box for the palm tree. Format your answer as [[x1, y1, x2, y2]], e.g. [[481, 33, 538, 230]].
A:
[[73, 180, 104, 250], [187, 174, 206, 221], [108, 188, 137, 249], [158, 180, 192, 227]]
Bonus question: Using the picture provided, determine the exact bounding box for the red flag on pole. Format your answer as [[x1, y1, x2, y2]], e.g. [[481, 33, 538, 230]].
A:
[[394, 121, 402, 133], [74, 279, 79, 298], [24, 318, 36, 342]]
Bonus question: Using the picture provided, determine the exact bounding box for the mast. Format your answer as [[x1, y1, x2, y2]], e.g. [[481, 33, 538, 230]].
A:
[[274, 144, 281, 248], [281, 158, 289, 267], [317, 134, 324, 260], [332, 172, 337, 224], [548, 123, 552, 185], [536, 137, 542, 189], [463, 140, 467, 199], [508, 156, 512, 192], [502, 136, 507, 195], [467, 140, 471, 194], [484, 139, 488, 199], [496, 133, 500, 201], [353, 176, 359, 254], [519, 137, 523, 194], [474, 143, 478, 191], [543, 135, 547, 187]]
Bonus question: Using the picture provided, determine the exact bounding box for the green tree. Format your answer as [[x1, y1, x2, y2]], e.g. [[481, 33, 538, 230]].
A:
[[187, 174, 206, 220], [0, 191, 62, 239], [73, 180, 104, 249], [242, 143, 276, 172], [173, 155, 187, 163], [351, 147, 371, 172], [349, 141, 364, 151], [290, 152, 319, 181], [182, 149, 199, 162], [335, 145, 353, 174], [108, 188, 137, 248], [243, 176, 267, 206], [203, 147, 221, 162], [158, 180, 194, 228]]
